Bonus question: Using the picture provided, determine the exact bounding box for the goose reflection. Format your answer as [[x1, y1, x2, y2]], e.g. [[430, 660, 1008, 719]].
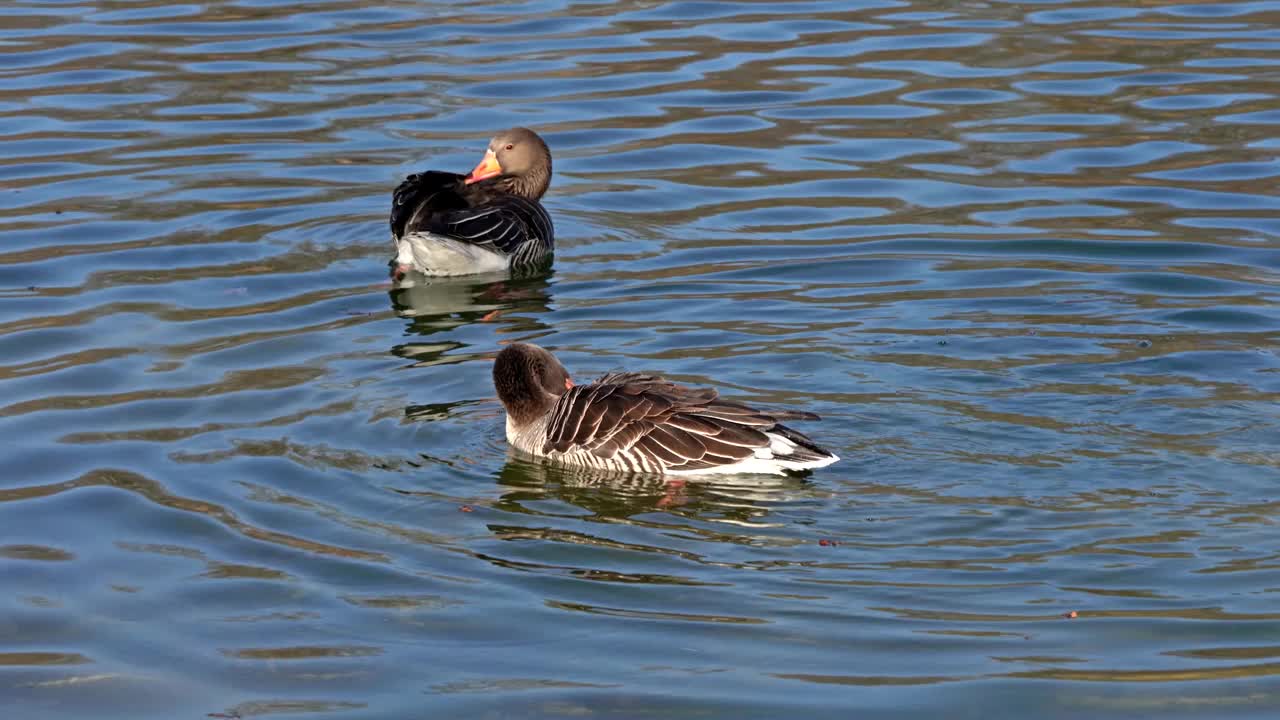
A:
[[386, 269, 554, 371], [387, 268, 553, 333], [492, 453, 816, 523]]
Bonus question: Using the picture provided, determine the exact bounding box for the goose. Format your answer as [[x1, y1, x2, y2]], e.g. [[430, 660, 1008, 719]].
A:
[[390, 127, 554, 279], [492, 343, 839, 476]]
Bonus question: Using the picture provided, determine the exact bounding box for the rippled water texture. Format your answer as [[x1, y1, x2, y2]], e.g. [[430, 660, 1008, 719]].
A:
[[3, 0, 1280, 717]]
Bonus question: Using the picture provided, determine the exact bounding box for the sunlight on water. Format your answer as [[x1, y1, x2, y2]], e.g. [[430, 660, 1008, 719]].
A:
[[1, 0, 1279, 717]]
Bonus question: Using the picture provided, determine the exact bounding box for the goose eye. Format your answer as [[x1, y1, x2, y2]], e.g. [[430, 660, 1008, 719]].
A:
[[504, 143, 514, 151]]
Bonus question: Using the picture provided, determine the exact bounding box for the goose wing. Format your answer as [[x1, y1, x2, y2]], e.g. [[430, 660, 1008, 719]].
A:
[[392, 173, 553, 256], [430, 195, 553, 257], [542, 373, 798, 472], [390, 171, 468, 241]]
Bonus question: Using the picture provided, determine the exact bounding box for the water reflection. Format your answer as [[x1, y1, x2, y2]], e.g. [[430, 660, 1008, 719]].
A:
[[389, 270, 554, 331], [387, 270, 555, 374], [494, 454, 815, 523], [4, 0, 1280, 716]]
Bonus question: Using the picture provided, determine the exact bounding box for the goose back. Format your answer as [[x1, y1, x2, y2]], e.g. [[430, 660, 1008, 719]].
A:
[[505, 370, 837, 475], [391, 172, 554, 261]]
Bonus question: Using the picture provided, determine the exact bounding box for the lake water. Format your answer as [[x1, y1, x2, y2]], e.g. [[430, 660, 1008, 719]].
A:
[[3, 0, 1280, 717]]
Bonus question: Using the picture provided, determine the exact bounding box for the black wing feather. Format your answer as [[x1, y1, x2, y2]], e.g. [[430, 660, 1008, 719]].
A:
[[390, 171, 467, 240], [391, 173, 554, 257]]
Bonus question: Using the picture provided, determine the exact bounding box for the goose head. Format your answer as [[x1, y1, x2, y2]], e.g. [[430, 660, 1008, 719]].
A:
[[492, 342, 573, 426], [465, 127, 553, 201]]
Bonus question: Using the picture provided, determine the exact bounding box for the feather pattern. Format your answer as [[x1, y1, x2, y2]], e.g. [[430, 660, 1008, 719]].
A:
[[390, 128, 554, 277], [494, 344, 839, 476]]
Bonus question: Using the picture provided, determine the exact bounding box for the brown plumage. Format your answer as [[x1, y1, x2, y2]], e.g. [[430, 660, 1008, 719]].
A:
[[492, 343, 839, 476], [390, 127, 554, 278]]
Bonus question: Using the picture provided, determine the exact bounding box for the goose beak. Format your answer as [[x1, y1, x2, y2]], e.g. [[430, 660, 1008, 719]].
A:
[[465, 150, 502, 184]]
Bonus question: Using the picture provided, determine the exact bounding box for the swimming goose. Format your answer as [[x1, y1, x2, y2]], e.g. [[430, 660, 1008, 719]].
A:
[[390, 127, 554, 279], [493, 343, 839, 476]]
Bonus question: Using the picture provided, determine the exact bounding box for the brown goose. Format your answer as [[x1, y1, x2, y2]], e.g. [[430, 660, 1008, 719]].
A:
[[493, 343, 839, 476], [390, 127, 554, 279]]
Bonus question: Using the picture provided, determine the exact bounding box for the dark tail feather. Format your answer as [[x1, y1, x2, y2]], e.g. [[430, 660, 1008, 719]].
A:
[[769, 409, 821, 422], [773, 423, 836, 462]]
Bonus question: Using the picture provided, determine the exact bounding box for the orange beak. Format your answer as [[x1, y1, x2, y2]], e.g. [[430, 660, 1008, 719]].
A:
[[464, 150, 502, 185]]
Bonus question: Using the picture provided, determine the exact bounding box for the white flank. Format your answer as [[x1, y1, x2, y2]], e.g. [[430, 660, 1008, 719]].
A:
[[505, 414, 523, 448], [666, 430, 838, 476], [394, 238, 416, 267], [505, 413, 837, 477], [398, 232, 511, 277]]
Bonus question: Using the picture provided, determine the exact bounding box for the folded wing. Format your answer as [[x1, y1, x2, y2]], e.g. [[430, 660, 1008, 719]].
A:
[[391, 173, 553, 257], [390, 171, 467, 241], [542, 373, 828, 472]]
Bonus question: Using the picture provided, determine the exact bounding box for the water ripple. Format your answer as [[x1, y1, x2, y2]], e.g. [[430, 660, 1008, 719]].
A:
[[2, 0, 1279, 717]]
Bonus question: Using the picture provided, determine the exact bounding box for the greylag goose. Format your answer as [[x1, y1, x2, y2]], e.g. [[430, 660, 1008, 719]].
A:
[[493, 343, 839, 476], [390, 127, 554, 279]]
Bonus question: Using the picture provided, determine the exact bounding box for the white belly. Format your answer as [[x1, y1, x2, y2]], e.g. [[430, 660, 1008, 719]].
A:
[[398, 233, 511, 277]]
